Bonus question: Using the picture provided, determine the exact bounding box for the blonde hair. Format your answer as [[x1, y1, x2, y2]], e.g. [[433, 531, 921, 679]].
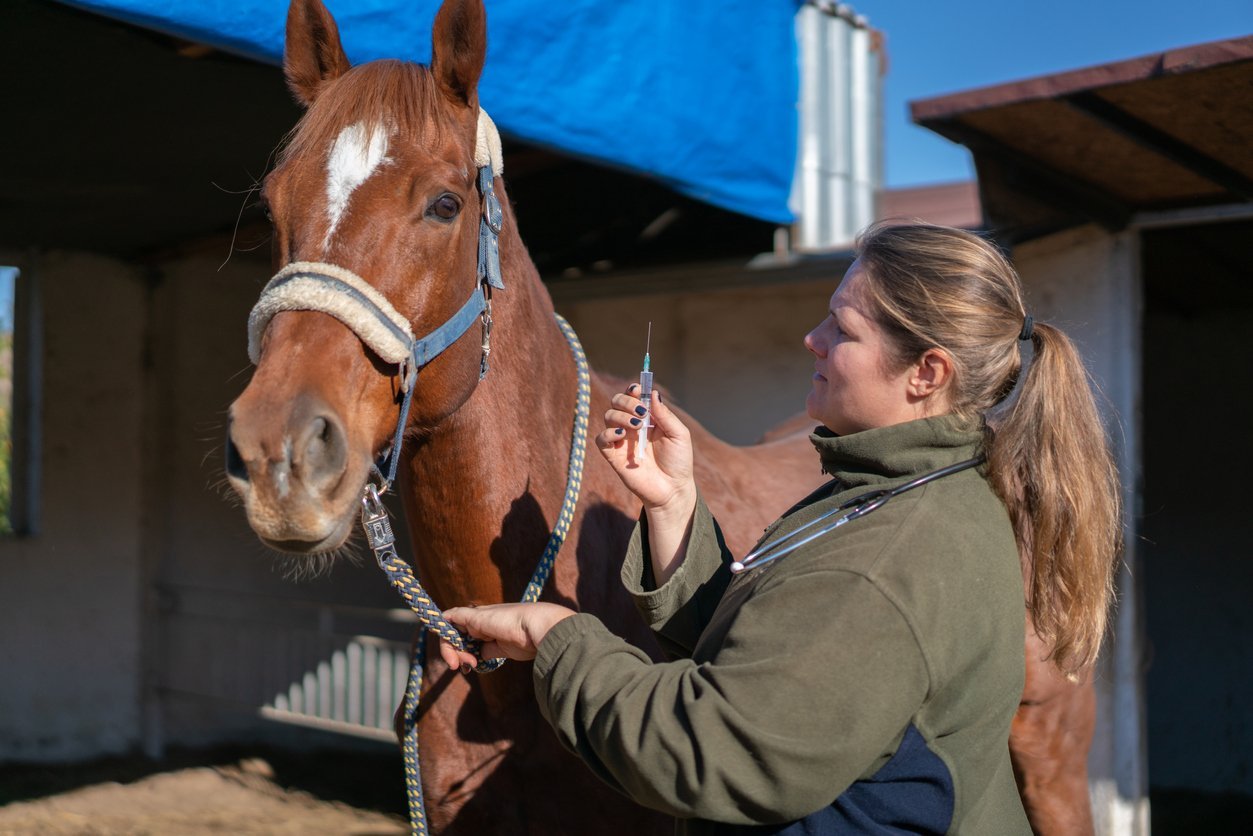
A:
[[854, 222, 1122, 676]]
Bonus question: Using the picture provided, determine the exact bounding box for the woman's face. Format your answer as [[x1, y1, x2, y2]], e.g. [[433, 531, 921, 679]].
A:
[[804, 260, 918, 435]]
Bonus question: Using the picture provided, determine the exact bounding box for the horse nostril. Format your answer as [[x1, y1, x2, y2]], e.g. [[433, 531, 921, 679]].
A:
[[300, 414, 347, 487], [225, 429, 248, 482]]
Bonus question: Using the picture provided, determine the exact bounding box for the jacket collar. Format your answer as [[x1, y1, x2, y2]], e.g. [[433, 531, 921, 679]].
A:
[[810, 414, 984, 489]]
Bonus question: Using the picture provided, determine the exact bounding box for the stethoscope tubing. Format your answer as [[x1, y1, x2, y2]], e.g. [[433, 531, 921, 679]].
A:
[[729, 455, 985, 575]]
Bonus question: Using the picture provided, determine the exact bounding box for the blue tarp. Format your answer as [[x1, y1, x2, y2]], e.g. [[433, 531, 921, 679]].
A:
[[60, 0, 802, 223]]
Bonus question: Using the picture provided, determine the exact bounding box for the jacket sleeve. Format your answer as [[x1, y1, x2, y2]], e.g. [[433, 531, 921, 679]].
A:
[[532, 568, 930, 824], [618, 492, 734, 659]]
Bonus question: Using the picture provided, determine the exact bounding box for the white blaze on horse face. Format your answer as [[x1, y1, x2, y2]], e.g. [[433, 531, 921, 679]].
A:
[[323, 122, 391, 251]]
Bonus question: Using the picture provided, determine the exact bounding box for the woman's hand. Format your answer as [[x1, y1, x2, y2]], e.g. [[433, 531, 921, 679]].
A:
[[596, 385, 697, 583], [438, 603, 576, 671], [596, 385, 695, 517]]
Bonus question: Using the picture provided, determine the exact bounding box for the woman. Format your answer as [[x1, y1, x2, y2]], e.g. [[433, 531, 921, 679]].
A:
[[440, 223, 1121, 834]]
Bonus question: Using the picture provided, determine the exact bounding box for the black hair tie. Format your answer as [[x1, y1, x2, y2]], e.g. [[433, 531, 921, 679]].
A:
[[992, 314, 1035, 414], [1020, 314, 1034, 341]]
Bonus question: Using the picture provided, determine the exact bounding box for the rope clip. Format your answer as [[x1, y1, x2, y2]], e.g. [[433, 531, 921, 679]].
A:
[[360, 484, 397, 562], [479, 288, 494, 380]]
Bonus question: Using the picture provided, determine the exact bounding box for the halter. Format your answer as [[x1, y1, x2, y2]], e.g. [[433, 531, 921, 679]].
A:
[[245, 110, 590, 835]]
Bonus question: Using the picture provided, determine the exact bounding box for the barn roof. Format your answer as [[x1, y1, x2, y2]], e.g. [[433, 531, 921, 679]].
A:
[[911, 35, 1253, 241]]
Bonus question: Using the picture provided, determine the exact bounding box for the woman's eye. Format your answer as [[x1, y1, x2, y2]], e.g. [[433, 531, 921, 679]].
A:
[[428, 193, 461, 221]]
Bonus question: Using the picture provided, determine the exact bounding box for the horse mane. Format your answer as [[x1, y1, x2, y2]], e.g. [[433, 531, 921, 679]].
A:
[[279, 60, 453, 166]]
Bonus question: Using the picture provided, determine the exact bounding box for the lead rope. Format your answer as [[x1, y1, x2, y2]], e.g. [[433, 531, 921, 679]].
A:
[[360, 313, 590, 835]]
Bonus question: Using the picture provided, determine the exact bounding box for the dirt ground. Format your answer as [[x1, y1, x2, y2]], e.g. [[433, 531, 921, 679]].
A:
[[0, 747, 409, 835]]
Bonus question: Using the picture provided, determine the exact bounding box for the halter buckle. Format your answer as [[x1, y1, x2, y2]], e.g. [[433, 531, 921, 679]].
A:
[[479, 166, 503, 235], [398, 354, 418, 394]]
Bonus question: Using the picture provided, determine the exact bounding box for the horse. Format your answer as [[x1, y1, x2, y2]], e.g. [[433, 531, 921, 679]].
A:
[[225, 1, 1097, 833]]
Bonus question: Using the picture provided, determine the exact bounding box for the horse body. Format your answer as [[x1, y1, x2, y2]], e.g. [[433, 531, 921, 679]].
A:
[[227, 1, 1095, 833]]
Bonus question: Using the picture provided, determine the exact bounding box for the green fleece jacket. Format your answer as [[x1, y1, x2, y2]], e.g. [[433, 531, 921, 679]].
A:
[[533, 415, 1031, 834]]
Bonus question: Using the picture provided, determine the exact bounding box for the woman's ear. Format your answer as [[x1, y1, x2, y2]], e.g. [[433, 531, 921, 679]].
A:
[[907, 348, 954, 402]]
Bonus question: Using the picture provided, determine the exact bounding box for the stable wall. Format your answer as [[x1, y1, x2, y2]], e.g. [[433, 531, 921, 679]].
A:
[[557, 278, 835, 444], [0, 250, 148, 761], [1013, 225, 1147, 836]]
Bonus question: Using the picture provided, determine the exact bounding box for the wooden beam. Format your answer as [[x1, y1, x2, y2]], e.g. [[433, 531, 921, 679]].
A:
[[1065, 91, 1253, 202], [924, 121, 1134, 232]]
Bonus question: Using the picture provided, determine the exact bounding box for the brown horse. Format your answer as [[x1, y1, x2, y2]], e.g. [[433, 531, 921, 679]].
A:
[[226, 0, 1096, 833]]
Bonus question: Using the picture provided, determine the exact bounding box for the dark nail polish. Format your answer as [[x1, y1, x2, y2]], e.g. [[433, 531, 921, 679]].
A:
[[628, 383, 639, 393], [629, 417, 641, 427], [460, 663, 472, 674], [634, 405, 647, 417], [615, 428, 625, 436]]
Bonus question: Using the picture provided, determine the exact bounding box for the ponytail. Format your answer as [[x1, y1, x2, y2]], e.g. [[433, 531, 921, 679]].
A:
[[985, 322, 1122, 675], [854, 222, 1123, 676]]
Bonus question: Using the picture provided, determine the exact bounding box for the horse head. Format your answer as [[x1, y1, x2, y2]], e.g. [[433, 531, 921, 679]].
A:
[[227, 0, 494, 554]]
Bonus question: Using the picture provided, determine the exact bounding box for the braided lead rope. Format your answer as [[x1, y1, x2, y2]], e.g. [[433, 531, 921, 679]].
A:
[[360, 312, 591, 835], [521, 314, 590, 603]]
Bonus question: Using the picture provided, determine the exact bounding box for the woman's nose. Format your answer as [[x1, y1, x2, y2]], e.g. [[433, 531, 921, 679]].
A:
[[804, 327, 823, 355]]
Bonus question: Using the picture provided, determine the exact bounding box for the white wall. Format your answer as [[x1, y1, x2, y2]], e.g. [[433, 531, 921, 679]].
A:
[[1013, 225, 1148, 836], [557, 278, 836, 444], [0, 250, 147, 761]]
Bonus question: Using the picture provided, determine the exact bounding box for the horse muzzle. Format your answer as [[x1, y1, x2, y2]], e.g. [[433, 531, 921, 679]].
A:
[[226, 391, 365, 553]]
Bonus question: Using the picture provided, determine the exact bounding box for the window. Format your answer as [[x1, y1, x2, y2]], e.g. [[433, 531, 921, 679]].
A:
[[0, 265, 38, 536], [0, 267, 16, 534]]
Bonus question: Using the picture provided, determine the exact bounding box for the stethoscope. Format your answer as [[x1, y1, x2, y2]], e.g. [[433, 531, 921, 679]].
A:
[[728, 455, 986, 574]]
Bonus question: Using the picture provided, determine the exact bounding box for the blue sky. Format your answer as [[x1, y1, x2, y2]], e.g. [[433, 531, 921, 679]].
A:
[[861, 0, 1251, 187]]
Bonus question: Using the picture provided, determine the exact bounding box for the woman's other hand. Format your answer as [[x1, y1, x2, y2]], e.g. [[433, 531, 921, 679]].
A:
[[438, 603, 576, 671]]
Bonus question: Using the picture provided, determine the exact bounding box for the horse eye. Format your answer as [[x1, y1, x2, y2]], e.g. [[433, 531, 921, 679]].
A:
[[429, 193, 461, 221]]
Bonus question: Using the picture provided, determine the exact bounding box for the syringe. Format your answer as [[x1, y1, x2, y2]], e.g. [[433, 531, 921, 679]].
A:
[[638, 322, 654, 454]]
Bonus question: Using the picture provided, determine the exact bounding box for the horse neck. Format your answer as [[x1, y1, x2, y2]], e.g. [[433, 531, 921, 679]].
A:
[[399, 186, 581, 606]]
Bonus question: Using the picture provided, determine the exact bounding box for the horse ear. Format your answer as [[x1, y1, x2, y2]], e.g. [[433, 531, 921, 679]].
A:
[[430, 0, 487, 107], [284, 0, 352, 107]]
